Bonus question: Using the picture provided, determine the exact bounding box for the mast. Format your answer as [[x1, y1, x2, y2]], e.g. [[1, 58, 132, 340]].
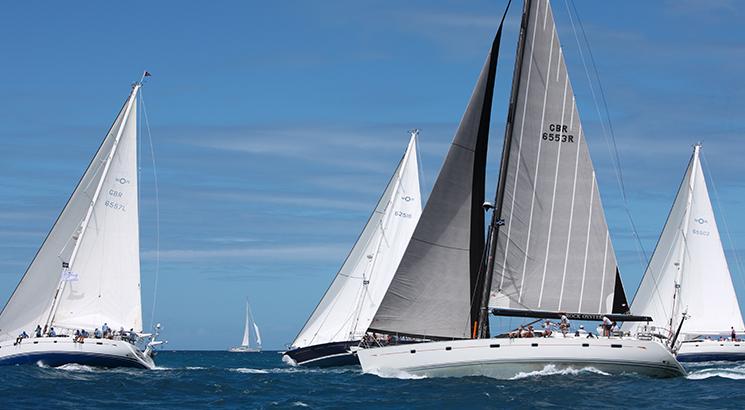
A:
[[477, 0, 531, 338], [669, 144, 700, 335], [44, 83, 141, 330]]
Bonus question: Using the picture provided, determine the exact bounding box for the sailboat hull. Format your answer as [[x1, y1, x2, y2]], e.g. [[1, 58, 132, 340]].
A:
[[677, 340, 745, 362], [229, 346, 262, 353], [357, 337, 685, 379], [0, 336, 154, 369], [283, 340, 360, 367]]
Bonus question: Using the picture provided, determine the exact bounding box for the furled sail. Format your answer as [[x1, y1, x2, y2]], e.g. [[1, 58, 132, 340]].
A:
[[489, 0, 628, 315], [627, 145, 745, 336], [370, 16, 507, 340], [50, 86, 142, 332], [291, 134, 422, 349], [0, 86, 142, 338]]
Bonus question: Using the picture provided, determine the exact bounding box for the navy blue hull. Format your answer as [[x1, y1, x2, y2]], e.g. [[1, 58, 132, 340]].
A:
[[284, 341, 359, 367], [0, 351, 149, 369], [677, 352, 745, 363]]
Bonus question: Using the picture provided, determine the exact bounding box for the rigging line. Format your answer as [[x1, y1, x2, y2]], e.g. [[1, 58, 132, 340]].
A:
[[700, 151, 745, 299], [564, 0, 648, 270], [140, 91, 161, 330]]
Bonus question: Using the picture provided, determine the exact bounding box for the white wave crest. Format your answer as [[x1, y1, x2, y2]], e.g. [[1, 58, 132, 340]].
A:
[[292, 402, 309, 407], [282, 354, 298, 367], [55, 363, 97, 372], [365, 367, 428, 380], [687, 367, 745, 380], [510, 364, 610, 380], [231, 368, 270, 374]]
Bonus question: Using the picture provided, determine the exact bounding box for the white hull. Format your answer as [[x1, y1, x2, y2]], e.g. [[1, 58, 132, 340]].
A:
[[229, 345, 261, 353], [677, 340, 745, 362], [0, 336, 154, 369], [357, 336, 685, 379]]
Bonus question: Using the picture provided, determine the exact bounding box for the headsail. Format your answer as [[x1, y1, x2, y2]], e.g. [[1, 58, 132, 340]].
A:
[[370, 8, 509, 340], [291, 133, 422, 349], [489, 0, 628, 315], [253, 322, 262, 347], [0, 85, 142, 338], [628, 145, 745, 336]]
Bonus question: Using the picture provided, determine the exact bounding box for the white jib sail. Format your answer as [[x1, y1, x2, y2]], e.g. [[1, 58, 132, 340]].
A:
[[291, 133, 422, 349], [253, 322, 262, 347], [0, 85, 143, 339], [628, 145, 744, 337]]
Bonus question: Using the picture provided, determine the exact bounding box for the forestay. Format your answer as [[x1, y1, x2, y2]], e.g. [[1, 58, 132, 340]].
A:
[[0, 86, 143, 338], [628, 145, 745, 336], [489, 0, 628, 315], [291, 134, 422, 349]]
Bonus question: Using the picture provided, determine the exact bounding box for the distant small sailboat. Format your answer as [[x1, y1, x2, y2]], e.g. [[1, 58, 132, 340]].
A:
[[230, 301, 262, 352], [626, 144, 745, 362], [0, 75, 162, 369]]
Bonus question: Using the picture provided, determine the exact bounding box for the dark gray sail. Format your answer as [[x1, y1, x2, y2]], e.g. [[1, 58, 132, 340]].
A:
[[369, 17, 507, 340], [489, 0, 628, 315]]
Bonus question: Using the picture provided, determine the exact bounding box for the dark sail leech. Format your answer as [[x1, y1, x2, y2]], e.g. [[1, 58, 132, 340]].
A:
[[369, 3, 511, 340]]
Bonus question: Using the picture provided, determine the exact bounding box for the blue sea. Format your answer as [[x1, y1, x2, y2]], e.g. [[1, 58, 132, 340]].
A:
[[2, 351, 744, 408]]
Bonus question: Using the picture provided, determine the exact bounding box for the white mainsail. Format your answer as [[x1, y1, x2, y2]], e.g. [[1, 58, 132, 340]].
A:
[[628, 145, 744, 337], [241, 303, 251, 347], [0, 85, 143, 338], [292, 133, 422, 349]]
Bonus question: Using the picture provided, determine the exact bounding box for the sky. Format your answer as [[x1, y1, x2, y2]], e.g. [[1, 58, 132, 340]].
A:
[[0, 0, 744, 350]]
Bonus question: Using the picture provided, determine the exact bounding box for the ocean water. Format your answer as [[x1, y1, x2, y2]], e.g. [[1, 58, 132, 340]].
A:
[[2, 351, 745, 409]]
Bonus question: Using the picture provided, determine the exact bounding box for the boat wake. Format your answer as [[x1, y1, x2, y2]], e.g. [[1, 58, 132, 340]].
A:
[[230, 366, 358, 375], [510, 365, 611, 380]]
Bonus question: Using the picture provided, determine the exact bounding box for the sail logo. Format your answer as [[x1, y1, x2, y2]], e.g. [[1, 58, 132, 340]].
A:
[[116, 177, 130, 185], [401, 195, 415, 202], [60, 269, 79, 282], [694, 217, 707, 225]]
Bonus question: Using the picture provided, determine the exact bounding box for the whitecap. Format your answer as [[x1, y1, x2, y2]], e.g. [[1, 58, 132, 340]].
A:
[[687, 367, 745, 380], [231, 368, 269, 374], [55, 363, 97, 372], [365, 367, 428, 380], [292, 402, 309, 407], [510, 364, 610, 380]]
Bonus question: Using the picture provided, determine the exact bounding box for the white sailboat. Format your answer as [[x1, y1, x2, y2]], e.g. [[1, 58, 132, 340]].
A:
[[283, 131, 422, 366], [357, 0, 685, 379], [230, 301, 262, 352], [626, 144, 745, 362], [0, 77, 161, 369]]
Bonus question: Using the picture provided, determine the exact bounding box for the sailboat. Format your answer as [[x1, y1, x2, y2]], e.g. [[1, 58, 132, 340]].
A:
[[356, 0, 685, 379], [283, 131, 422, 366], [230, 301, 262, 352], [0, 77, 161, 369], [626, 144, 745, 362]]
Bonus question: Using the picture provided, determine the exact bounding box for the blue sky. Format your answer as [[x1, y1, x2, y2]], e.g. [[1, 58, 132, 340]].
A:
[[1, 1, 744, 350]]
